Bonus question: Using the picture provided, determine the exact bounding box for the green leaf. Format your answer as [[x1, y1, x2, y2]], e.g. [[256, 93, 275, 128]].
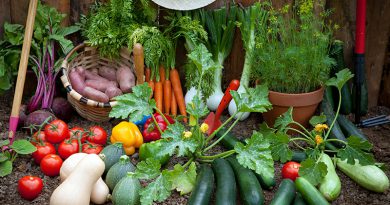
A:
[[305, 148, 322, 159], [3, 22, 24, 45], [48, 34, 75, 54], [298, 158, 327, 186], [274, 107, 294, 131], [163, 162, 197, 195], [10, 140, 36, 154], [326, 68, 354, 90], [187, 43, 221, 73], [231, 85, 272, 113], [234, 131, 274, 179], [268, 132, 293, 163], [133, 158, 161, 180], [337, 136, 375, 166], [0, 153, 9, 163], [110, 83, 156, 122], [186, 95, 209, 119], [309, 113, 327, 127], [140, 174, 171, 205], [160, 122, 199, 157], [0, 140, 10, 147], [0, 160, 12, 177], [56, 26, 80, 37], [258, 122, 276, 138]]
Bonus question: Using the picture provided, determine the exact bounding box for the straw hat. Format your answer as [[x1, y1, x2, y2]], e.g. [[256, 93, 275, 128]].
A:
[[151, 0, 216, 10]]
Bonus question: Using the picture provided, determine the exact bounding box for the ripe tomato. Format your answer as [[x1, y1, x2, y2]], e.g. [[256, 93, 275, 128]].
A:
[[18, 176, 43, 200], [84, 126, 107, 145], [44, 119, 70, 144], [58, 139, 79, 159], [82, 142, 103, 154], [32, 142, 56, 164], [40, 154, 63, 177], [31, 131, 46, 145], [69, 127, 86, 142], [281, 161, 301, 181]]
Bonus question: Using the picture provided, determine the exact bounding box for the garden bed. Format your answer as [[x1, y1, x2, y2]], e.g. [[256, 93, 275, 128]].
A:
[[0, 92, 389, 205]]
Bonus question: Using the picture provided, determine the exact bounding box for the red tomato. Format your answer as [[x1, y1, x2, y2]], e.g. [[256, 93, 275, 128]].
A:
[[82, 143, 103, 154], [44, 119, 70, 144], [84, 126, 107, 145], [58, 139, 79, 159], [18, 176, 43, 201], [31, 131, 46, 145], [32, 142, 56, 164], [281, 161, 301, 181], [40, 154, 63, 177], [69, 127, 86, 142]]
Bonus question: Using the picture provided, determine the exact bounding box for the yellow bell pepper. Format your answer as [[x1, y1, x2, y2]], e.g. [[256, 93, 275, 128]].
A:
[[111, 121, 143, 155]]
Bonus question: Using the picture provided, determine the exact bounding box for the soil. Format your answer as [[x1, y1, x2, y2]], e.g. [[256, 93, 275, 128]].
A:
[[0, 91, 389, 205]]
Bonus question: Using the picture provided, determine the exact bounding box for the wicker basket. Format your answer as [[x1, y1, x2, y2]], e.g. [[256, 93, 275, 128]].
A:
[[60, 43, 137, 122]]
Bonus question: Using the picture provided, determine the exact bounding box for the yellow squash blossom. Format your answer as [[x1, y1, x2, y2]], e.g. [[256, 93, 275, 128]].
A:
[[200, 123, 209, 133], [315, 124, 329, 132], [315, 135, 323, 145]]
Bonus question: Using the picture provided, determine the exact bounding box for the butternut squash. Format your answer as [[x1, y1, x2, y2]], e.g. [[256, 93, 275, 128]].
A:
[[50, 154, 105, 205], [59, 153, 109, 204]]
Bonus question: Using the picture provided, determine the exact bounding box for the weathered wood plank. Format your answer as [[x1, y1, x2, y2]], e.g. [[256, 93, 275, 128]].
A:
[[10, 0, 29, 25], [0, 0, 11, 36], [42, 0, 71, 26]]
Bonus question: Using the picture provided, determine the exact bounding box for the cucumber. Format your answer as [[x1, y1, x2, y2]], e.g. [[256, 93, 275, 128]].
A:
[[339, 85, 353, 114], [293, 192, 307, 205], [321, 100, 347, 147], [292, 151, 307, 162], [216, 128, 242, 150], [336, 159, 389, 193], [324, 87, 335, 109], [212, 158, 237, 205], [255, 173, 276, 190], [106, 155, 136, 191], [337, 115, 367, 141], [187, 164, 214, 205], [269, 179, 296, 205], [318, 154, 341, 201], [227, 157, 264, 205], [295, 177, 329, 205], [99, 142, 126, 174], [112, 174, 141, 205]]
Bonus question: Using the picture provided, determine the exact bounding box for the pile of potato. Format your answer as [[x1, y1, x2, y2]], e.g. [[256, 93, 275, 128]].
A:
[[69, 65, 135, 102]]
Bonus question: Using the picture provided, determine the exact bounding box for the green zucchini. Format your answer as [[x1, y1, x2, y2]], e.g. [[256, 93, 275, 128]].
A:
[[321, 100, 347, 147], [99, 143, 126, 174], [295, 177, 329, 205], [269, 179, 296, 205], [293, 192, 307, 205], [187, 164, 214, 205], [336, 159, 389, 193], [227, 157, 264, 205], [106, 155, 136, 191], [292, 151, 307, 162], [112, 173, 141, 205], [324, 87, 335, 109], [255, 173, 276, 190], [337, 114, 367, 141], [318, 154, 341, 201], [212, 158, 237, 205]]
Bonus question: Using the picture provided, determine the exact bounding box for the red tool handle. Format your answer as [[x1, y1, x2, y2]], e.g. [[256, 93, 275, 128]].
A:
[[214, 80, 240, 120]]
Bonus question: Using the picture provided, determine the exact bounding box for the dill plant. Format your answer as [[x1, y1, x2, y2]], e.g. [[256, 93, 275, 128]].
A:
[[253, 0, 335, 93]]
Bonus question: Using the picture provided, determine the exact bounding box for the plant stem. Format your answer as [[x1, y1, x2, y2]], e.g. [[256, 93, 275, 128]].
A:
[[325, 89, 342, 140], [290, 137, 312, 144], [183, 158, 194, 169], [151, 114, 163, 135], [155, 108, 171, 125], [198, 159, 214, 163], [204, 116, 241, 152], [326, 138, 347, 145], [286, 127, 313, 142], [198, 150, 236, 160], [291, 121, 313, 138], [291, 141, 306, 150], [205, 112, 237, 144]]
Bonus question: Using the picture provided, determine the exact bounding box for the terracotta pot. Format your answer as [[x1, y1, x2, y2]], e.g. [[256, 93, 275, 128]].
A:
[[263, 87, 325, 128]]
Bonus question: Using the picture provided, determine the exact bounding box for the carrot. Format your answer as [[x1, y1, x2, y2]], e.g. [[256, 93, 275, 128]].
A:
[[145, 68, 151, 82], [169, 69, 186, 121], [154, 81, 163, 112], [163, 80, 172, 115], [171, 88, 177, 116], [148, 81, 155, 99], [159, 66, 166, 84]]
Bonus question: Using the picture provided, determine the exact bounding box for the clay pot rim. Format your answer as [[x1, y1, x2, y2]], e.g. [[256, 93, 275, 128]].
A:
[[268, 86, 325, 107]]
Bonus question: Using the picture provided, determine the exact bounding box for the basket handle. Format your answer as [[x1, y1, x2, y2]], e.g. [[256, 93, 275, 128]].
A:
[[64, 43, 86, 62]]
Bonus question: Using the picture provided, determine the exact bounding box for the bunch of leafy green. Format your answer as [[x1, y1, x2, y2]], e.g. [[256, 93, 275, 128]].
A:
[[0, 139, 36, 177], [110, 44, 273, 204], [253, 0, 335, 93], [262, 69, 377, 186]]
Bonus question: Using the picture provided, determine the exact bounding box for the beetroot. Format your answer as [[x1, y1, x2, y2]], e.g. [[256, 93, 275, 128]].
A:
[[51, 97, 74, 122], [25, 110, 56, 128], [18, 105, 27, 128]]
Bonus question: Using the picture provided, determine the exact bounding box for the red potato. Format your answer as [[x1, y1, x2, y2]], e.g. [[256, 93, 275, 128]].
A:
[[90, 68, 99, 74], [85, 70, 109, 82], [85, 80, 118, 92], [99, 66, 117, 81], [69, 70, 86, 95], [116, 66, 135, 93], [75, 66, 85, 79], [83, 86, 109, 102], [105, 87, 123, 99]]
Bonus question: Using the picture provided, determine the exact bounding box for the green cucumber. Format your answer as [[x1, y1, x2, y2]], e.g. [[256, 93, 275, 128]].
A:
[[324, 87, 335, 109], [336, 159, 389, 193], [269, 179, 296, 205], [293, 192, 307, 205], [106, 155, 136, 191], [255, 173, 276, 190], [295, 177, 329, 205], [337, 115, 367, 141], [292, 151, 307, 162], [227, 157, 264, 205], [99, 142, 126, 174], [187, 164, 214, 205], [112, 173, 141, 205], [212, 158, 237, 205], [321, 100, 347, 147], [318, 153, 341, 201]]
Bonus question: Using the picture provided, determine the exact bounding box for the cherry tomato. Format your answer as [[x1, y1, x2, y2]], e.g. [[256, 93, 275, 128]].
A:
[[44, 119, 70, 144], [32, 142, 56, 164], [84, 126, 107, 145], [82, 142, 103, 154], [69, 127, 86, 142], [40, 154, 63, 177], [31, 131, 46, 145], [58, 139, 79, 160], [281, 161, 301, 181], [18, 176, 43, 200]]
